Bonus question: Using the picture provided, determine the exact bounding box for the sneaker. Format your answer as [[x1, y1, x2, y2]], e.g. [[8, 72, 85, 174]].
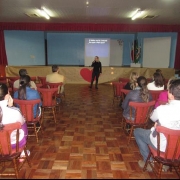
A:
[[56, 98, 61, 104], [138, 160, 153, 172], [19, 150, 30, 162], [162, 165, 169, 172], [20, 150, 30, 157]]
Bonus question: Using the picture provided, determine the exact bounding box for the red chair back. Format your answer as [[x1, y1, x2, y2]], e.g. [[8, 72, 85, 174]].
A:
[[121, 89, 131, 95], [37, 87, 58, 107], [13, 99, 41, 121], [156, 126, 180, 160], [121, 88, 131, 101], [46, 82, 63, 94], [0, 77, 8, 84], [129, 100, 155, 125], [0, 122, 21, 155], [119, 78, 129, 83], [0, 122, 31, 178], [30, 76, 37, 82], [112, 82, 126, 97], [149, 90, 164, 102], [37, 76, 46, 86], [8, 77, 19, 83], [145, 126, 180, 178]]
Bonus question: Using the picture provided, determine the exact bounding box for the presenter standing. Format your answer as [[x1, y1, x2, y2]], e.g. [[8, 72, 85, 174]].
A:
[[89, 56, 102, 89]]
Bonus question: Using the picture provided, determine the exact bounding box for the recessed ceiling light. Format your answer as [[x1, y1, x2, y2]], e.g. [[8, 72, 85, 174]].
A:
[[86, 1, 89, 5]]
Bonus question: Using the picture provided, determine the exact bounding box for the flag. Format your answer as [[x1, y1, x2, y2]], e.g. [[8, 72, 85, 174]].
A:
[[134, 39, 141, 64], [130, 42, 134, 62]]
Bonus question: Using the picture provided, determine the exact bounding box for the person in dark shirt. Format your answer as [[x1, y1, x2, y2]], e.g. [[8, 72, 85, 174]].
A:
[[124, 72, 139, 90], [122, 76, 153, 120], [89, 56, 102, 89]]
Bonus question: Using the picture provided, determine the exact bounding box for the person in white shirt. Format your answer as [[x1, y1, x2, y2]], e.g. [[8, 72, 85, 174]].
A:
[[0, 83, 28, 149], [147, 72, 164, 90], [14, 69, 37, 90], [134, 79, 180, 172]]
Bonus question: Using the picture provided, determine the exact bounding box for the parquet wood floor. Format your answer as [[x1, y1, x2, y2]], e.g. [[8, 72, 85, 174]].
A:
[[1, 84, 179, 179]]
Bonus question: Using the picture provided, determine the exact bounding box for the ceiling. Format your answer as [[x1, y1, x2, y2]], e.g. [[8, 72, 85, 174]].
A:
[[0, 0, 180, 25]]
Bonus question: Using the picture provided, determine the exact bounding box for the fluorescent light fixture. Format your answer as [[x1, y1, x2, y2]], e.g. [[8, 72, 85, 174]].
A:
[[38, 7, 50, 19], [131, 9, 144, 20]]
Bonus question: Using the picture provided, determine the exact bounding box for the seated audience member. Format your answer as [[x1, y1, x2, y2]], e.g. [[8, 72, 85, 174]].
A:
[[14, 75, 42, 118], [0, 83, 28, 149], [156, 69, 166, 84], [124, 72, 139, 90], [147, 72, 164, 90], [119, 72, 139, 106], [14, 69, 37, 90], [122, 76, 153, 120], [134, 79, 180, 172], [46, 65, 65, 94], [154, 77, 177, 108]]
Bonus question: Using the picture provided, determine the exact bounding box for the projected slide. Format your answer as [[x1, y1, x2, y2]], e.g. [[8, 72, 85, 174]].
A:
[[84, 38, 110, 66]]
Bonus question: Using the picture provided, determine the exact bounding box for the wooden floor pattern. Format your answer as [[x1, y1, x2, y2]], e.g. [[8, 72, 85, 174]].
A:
[[1, 84, 179, 179]]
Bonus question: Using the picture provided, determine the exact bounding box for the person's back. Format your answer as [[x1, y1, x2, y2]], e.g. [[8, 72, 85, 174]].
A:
[[14, 75, 42, 118], [134, 78, 180, 172], [122, 76, 153, 120], [147, 72, 164, 90], [14, 68, 37, 90], [0, 83, 27, 149], [46, 65, 65, 93], [150, 78, 180, 151]]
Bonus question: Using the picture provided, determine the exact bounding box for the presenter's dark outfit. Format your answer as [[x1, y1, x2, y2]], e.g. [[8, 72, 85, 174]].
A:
[[89, 61, 102, 89]]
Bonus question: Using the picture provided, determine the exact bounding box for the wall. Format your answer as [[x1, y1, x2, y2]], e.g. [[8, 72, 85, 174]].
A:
[[137, 32, 178, 68], [4, 30, 177, 67], [4, 30, 45, 65]]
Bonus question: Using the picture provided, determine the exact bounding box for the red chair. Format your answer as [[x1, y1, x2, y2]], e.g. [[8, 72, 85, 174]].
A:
[[37, 76, 46, 87], [0, 122, 31, 178], [7, 77, 19, 82], [119, 78, 129, 83], [13, 99, 42, 143], [143, 126, 180, 179], [37, 87, 58, 124], [112, 82, 126, 106], [30, 76, 37, 82], [0, 77, 8, 84], [149, 90, 164, 102], [123, 100, 155, 145], [46, 82, 65, 103], [147, 78, 152, 83], [7, 77, 19, 95], [121, 88, 131, 101]]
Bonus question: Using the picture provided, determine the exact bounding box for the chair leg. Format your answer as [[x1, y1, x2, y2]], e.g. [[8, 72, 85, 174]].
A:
[[143, 152, 151, 172], [174, 166, 180, 178], [41, 108, 45, 124], [12, 158, 19, 179], [127, 126, 133, 145], [52, 107, 57, 123], [34, 124, 39, 143], [157, 163, 163, 179]]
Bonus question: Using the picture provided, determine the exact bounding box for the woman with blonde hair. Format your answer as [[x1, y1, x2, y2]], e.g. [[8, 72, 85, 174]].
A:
[[124, 71, 139, 90]]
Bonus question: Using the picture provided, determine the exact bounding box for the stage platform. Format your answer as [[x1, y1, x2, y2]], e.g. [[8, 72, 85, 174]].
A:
[[5, 66, 175, 84]]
